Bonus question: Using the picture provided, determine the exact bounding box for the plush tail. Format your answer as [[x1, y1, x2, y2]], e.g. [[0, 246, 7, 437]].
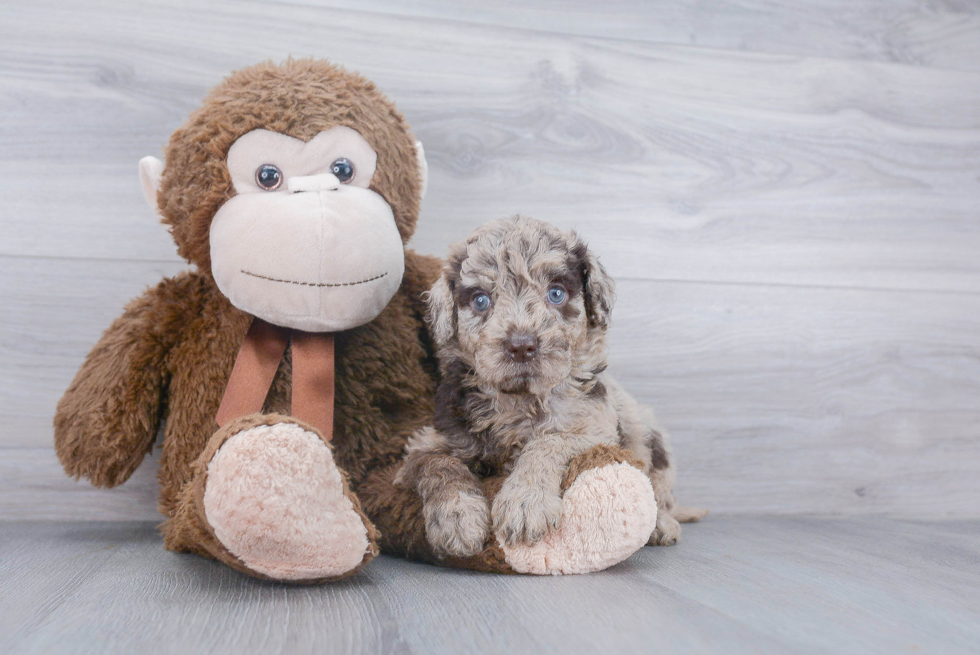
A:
[[671, 507, 709, 523]]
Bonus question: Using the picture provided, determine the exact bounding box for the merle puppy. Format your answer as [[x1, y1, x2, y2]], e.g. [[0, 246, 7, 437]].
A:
[[396, 215, 702, 557]]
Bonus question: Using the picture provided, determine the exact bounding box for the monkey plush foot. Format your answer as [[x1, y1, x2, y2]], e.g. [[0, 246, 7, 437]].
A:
[[203, 415, 378, 581], [496, 444, 657, 575], [165, 413, 378, 582], [358, 444, 655, 575]]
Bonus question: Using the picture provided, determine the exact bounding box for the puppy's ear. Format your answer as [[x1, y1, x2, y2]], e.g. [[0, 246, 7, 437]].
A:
[[424, 270, 457, 346], [575, 240, 616, 329]]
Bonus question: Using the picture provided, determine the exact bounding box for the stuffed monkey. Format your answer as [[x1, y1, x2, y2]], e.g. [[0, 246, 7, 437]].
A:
[[54, 59, 659, 581]]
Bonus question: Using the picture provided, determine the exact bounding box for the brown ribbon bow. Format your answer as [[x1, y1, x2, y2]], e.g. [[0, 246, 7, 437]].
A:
[[216, 318, 336, 440]]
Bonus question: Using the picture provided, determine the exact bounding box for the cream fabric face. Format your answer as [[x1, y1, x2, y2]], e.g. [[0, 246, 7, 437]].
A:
[[227, 127, 378, 192], [210, 127, 404, 332]]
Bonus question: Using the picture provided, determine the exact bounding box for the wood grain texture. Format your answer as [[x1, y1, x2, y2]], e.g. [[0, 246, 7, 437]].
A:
[[0, 449, 161, 521], [2, 518, 978, 654], [274, 0, 980, 73], [5, 265, 979, 517], [1, 0, 978, 519], [1, 0, 978, 290]]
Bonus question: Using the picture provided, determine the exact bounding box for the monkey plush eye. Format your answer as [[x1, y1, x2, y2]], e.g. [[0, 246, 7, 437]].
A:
[[255, 164, 283, 191], [330, 158, 355, 184], [471, 292, 492, 312], [547, 286, 567, 305]]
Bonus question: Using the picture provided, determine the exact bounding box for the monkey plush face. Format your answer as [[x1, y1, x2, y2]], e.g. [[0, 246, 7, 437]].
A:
[[208, 126, 405, 331], [138, 59, 427, 332]]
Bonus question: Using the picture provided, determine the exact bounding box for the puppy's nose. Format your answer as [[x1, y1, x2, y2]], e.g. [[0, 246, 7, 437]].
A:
[[507, 333, 538, 363]]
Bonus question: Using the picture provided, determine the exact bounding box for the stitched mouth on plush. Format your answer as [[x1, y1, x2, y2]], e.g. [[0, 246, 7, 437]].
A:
[[240, 270, 389, 289]]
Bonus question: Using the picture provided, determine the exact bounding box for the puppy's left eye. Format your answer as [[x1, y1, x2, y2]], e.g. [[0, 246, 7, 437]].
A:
[[547, 286, 567, 305]]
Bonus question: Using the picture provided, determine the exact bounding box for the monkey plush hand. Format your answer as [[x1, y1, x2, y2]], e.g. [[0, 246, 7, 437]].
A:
[[54, 59, 660, 582]]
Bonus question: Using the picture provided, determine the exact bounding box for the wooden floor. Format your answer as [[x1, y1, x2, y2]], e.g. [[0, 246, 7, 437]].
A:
[[2, 517, 978, 655]]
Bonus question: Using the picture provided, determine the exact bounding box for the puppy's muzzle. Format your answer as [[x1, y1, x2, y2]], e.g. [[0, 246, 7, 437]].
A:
[[506, 332, 538, 363]]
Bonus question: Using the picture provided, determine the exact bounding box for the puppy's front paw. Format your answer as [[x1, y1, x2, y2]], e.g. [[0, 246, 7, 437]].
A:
[[649, 511, 681, 546], [424, 489, 490, 557], [491, 481, 563, 547]]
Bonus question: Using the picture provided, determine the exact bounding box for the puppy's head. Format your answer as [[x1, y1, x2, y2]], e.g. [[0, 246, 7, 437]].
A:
[[426, 215, 615, 395]]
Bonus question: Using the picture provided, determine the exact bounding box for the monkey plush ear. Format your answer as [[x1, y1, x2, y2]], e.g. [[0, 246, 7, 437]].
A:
[[424, 272, 456, 346], [139, 156, 165, 214], [415, 141, 428, 202], [581, 246, 616, 330]]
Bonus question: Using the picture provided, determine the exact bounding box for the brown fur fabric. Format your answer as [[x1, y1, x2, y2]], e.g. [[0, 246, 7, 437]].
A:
[[54, 59, 444, 576], [561, 443, 647, 493]]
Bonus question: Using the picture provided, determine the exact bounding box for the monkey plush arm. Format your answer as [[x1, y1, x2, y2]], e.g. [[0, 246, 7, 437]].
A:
[[54, 274, 193, 487]]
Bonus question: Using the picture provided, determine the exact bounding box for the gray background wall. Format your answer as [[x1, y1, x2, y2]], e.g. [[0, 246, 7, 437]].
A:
[[1, 0, 977, 520]]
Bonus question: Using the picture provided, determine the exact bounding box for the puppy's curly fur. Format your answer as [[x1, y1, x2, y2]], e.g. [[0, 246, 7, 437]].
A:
[[397, 216, 699, 557]]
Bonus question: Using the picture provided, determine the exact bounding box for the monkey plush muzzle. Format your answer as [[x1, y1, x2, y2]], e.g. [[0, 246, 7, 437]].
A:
[[210, 184, 405, 332]]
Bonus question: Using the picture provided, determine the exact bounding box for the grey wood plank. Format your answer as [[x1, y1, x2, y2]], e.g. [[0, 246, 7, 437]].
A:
[[0, 257, 188, 447], [630, 517, 980, 654], [2, 517, 978, 654], [607, 280, 980, 518], [4, 256, 978, 517], [270, 0, 980, 73], [1, 0, 978, 293], [0, 449, 161, 521]]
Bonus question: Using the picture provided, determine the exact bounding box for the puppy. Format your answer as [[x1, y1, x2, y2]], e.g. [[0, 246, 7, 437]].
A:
[[396, 215, 702, 558]]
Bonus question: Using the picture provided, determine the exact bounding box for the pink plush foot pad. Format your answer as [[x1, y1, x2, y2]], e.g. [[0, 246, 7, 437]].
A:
[[203, 422, 371, 580], [500, 462, 657, 575]]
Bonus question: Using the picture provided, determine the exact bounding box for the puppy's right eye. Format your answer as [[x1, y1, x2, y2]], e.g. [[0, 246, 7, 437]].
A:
[[471, 292, 492, 312]]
